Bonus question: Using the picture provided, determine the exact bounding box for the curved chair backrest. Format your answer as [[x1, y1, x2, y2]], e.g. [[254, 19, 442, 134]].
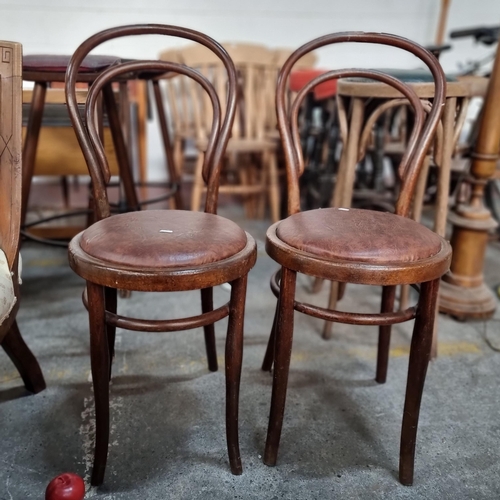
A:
[[276, 32, 446, 217], [65, 24, 238, 218], [0, 40, 22, 271]]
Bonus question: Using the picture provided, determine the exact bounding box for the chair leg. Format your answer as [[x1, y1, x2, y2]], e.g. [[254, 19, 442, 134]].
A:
[[174, 138, 184, 180], [225, 275, 248, 475], [399, 284, 410, 311], [268, 151, 280, 223], [21, 81, 47, 224], [102, 84, 139, 212], [310, 277, 324, 294], [201, 287, 218, 372], [190, 154, 205, 212], [1, 320, 46, 394], [264, 267, 297, 466], [376, 285, 397, 384], [87, 282, 110, 487], [152, 80, 184, 210], [105, 287, 117, 381], [399, 278, 439, 486], [261, 299, 279, 372], [322, 281, 340, 340]]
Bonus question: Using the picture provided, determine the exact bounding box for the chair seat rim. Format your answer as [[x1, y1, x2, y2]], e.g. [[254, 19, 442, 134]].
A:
[[69, 231, 257, 291], [266, 221, 452, 286]]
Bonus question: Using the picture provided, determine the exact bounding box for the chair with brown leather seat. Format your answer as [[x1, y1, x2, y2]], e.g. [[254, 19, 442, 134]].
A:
[[261, 32, 450, 486], [65, 25, 257, 486], [0, 40, 46, 395]]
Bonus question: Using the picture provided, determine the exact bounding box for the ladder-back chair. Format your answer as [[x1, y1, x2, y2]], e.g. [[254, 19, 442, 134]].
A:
[[164, 42, 282, 221]]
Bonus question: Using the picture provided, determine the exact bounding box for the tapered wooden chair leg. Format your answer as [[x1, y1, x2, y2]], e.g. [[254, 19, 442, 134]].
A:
[[225, 275, 247, 475], [311, 277, 324, 294], [264, 267, 297, 466], [322, 281, 340, 340], [21, 81, 47, 224], [376, 285, 396, 384], [87, 282, 111, 487], [201, 287, 218, 372], [104, 287, 117, 381], [152, 80, 184, 210], [268, 152, 280, 223], [262, 300, 279, 372], [399, 278, 439, 486], [190, 154, 205, 212], [102, 85, 139, 212], [1, 320, 46, 394]]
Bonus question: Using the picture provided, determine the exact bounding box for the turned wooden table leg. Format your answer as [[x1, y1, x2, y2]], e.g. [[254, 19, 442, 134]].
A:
[[439, 44, 500, 320]]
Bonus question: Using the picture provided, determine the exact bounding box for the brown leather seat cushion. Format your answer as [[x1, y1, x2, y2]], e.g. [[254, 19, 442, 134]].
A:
[[23, 54, 120, 73], [276, 208, 442, 264], [80, 210, 247, 268]]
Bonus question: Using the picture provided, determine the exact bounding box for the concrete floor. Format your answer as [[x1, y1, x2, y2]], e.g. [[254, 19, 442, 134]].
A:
[[2, 208, 500, 499]]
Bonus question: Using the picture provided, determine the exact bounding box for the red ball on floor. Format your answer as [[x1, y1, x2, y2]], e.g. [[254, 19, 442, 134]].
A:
[[45, 473, 85, 500]]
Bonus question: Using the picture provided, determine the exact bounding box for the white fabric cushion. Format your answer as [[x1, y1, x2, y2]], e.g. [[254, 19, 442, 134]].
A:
[[0, 249, 17, 326]]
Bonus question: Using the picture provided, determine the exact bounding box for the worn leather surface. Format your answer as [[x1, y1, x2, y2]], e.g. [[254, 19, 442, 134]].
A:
[[23, 54, 120, 73], [276, 208, 442, 263], [80, 210, 248, 268]]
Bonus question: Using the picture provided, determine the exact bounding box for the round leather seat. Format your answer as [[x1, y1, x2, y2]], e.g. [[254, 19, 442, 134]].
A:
[[276, 208, 443, 264], [80, 210, 248, 269]]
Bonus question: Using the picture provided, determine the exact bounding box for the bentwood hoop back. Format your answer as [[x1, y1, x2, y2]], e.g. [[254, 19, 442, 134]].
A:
[[65, 25, 257, 486], [262, 32, 451, 485]]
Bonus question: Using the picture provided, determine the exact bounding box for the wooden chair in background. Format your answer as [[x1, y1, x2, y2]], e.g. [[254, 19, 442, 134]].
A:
[[261, 32, 450, 486], [0, 40, 46, 395], [65, 25, 257, 486], [159, 42, 282, 221], [319, 73, 470, 350]]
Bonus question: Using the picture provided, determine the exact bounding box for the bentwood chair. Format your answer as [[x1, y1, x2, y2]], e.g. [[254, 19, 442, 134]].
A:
[[65, 25, 257, 486], [261, 32, 451, 486], [0, 41, 46, 395]]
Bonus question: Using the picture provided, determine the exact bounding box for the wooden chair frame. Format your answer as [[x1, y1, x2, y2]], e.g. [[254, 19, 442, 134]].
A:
[[261, 32, 450, 486], [0, 40, 45, 395], [65, 25, 257, 486]]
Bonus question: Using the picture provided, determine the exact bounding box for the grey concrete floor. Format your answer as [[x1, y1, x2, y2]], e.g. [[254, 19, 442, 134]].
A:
[[2, 208, 500, 499]]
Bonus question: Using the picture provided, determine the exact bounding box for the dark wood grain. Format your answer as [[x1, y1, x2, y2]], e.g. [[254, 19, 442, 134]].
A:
[[399, 278, 440, 485]]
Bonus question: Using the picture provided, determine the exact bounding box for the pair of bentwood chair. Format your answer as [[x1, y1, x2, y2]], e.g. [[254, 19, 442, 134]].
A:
[[65, 25, 450, 487]]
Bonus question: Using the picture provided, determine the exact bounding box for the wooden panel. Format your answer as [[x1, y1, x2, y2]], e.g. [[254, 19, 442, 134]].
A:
[[0, 40, 22, 269], [22, 126, 120, 176], [23, 88, 88, 105], [22, 87, 120, 177]]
